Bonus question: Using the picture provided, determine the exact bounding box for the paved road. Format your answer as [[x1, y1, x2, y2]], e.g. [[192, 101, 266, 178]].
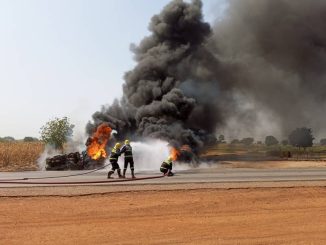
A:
[[1, 167, 326, 187]]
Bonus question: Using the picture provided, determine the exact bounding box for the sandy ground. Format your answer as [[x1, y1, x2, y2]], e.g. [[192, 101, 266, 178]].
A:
[[1, 187, 326, 245]]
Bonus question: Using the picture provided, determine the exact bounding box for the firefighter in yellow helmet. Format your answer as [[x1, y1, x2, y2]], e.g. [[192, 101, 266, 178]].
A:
[[160, 156, 174, 176], [107, 142, 122, 178], [120, 139, 135, 178]]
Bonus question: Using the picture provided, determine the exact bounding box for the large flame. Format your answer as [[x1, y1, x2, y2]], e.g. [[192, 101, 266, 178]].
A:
[[169, 147, 181, 161], [87, 123, 112, 160]]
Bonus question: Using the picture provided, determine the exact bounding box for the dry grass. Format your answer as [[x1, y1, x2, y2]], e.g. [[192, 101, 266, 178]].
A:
[[0, 142, 44, 171], [201, 143, 326, 160]]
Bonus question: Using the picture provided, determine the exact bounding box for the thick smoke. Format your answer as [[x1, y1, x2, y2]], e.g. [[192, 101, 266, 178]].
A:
[[211, 0, 326, 139], [88, 0, 326, 148], [87, 0, 219, 151]]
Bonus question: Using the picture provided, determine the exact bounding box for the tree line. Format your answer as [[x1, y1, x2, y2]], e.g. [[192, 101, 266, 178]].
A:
[[223, 127, 326, 149], [0, 136, 39, 142], [3, 117, 326, 153]]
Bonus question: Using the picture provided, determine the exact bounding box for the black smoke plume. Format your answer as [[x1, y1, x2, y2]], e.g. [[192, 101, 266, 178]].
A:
[[210, 0, 326, 139], [87, 0, 219, 151], [88, 0, 326, 149]]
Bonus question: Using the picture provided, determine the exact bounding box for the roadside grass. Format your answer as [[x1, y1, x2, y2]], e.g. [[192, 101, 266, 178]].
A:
[[201, 143, 326, 160], [0, 142, 44, 171]]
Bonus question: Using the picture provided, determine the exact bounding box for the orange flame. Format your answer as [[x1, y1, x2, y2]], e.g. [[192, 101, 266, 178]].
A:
[[87, 123, 112, 160], [170, 147, 181, 161], [180, 145, 192, 153]]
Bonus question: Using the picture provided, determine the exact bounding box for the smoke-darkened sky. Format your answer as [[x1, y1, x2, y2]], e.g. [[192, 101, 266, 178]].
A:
[[87, 0, 220, 151], [88, 0, 326, 145], [212, 0, 326, 140]]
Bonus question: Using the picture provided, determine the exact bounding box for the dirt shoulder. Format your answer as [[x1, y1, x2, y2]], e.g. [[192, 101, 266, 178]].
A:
[[219, 160, 326, 169], [1, 187, 326, 245], [2, 181, 326, 197]]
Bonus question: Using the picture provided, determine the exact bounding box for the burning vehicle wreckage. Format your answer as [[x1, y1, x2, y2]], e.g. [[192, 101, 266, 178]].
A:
[[45, 123, 197, 171], [45, 124, 111, 171]]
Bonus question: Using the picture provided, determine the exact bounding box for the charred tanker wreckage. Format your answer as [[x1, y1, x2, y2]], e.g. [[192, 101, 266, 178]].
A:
[[45, 124, 111, 170]]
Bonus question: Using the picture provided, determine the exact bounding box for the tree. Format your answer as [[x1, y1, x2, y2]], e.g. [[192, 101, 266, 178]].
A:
[[3, 136, 15, 142], [24, 137, 39, 142], [40, 117, 74, 150], [240, 137, 254, 145], [230, 139, 240, 144], [288, 127, 314, 149], [265, 136, 279, 146], [320, 138, 326, 146]]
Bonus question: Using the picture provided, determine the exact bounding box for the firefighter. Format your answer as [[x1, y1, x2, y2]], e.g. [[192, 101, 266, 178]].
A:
[[107, 142, 122, 179], [160, 157, 174, 176], [120, 139, 136, 178]]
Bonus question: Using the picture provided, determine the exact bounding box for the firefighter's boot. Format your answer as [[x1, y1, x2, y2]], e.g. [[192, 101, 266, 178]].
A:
[[168, 171, 174, 177], [107, 170, 114, 179], [122, 169, 126, 178], [131, 169, 136, 179], [117, 169, 123, 178]]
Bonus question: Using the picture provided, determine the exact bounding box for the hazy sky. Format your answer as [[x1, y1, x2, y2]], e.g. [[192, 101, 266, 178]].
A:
[[0, 0, 227, 139]]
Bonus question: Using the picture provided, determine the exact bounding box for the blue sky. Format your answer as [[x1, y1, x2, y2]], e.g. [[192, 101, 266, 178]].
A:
[[0, 0, 227, 138]]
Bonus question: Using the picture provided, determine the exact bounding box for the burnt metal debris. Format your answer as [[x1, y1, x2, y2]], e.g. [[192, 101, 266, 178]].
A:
[[45, 151, 106, 171]]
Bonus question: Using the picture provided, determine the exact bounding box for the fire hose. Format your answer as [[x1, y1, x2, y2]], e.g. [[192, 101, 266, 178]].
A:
[[0, 163, 166, 184]]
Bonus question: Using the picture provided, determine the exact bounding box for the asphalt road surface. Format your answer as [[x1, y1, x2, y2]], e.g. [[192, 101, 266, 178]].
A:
[[1, 167, 326, 188]]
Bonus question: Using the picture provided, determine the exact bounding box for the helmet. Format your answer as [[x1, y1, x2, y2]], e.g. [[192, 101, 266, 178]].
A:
[[125, 139, 130, 145], [167, 156, 173, 162], [115, 142, 121, 149]]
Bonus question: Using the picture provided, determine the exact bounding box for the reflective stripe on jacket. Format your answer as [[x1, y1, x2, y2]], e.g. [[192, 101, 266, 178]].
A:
[[160, 160, 172, 170], [109, 147, 120, 161]]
